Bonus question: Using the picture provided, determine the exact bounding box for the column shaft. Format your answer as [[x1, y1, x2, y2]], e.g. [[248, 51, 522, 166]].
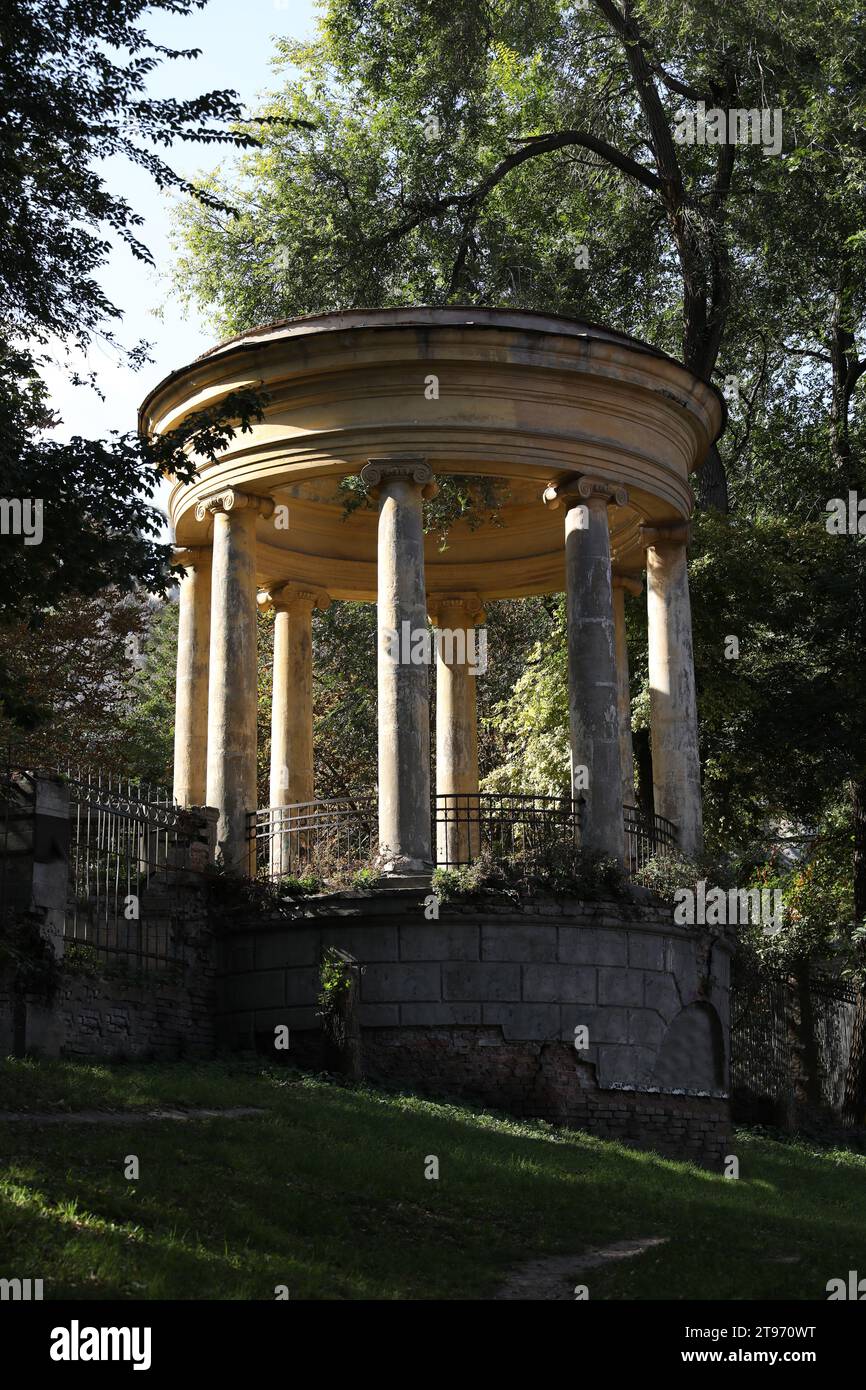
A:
[[645, 530, 703, 857], [432, 596, 483, 866], [172, 549, 211, 806], [264, 584, 328, 877], [270, 599, 315, 811], [612, 581, 637, 809], [204, 500, 261, 874], [362, 458, 434, 875], [546, 475, 626, 860]]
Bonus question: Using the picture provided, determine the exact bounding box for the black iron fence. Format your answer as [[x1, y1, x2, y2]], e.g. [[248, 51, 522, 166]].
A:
[[730, 955, 858, 1124], [623, 804, 678, 871], [251, 792, 679, 881], [65, 773, 197, 970], [1, 751, 209, 971], [250, 797, 378, 880], [2, 745, 172, 808], [435, 792, 577, 869]]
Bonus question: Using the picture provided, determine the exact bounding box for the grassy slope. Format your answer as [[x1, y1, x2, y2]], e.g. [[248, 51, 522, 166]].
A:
[[0, 1059, 863, 1300]]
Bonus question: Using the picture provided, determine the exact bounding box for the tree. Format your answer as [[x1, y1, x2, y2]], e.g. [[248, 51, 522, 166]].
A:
[[169, 1, 866, 1115], [177, 0, 859, 511], [0, 0, 257, 352], [0, 586, 160, 771], [0, 0, 309, 723]]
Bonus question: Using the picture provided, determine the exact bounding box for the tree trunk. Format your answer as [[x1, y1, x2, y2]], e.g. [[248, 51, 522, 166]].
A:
[[695, 443, 729, 513]]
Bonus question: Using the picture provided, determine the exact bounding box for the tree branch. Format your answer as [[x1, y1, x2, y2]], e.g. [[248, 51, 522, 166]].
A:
[[377, 129, 660, 278], [503, 130, 660, 191], [647, 65, 707, 105], [782, 343, 832, 365]]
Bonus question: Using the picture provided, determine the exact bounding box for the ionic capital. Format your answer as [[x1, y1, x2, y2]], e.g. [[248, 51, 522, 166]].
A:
[[428, 592, 486, 627], [194, 488, 276, 523], [258, 580, 331, 613], [640, 521, 691, 550], [361, 456, 438, 500], [612, 573, 643, 598], [171, 545, 211, 572], [543, 474, 628, 511]]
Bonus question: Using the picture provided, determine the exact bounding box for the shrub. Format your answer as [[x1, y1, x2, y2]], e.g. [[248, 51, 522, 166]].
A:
[[433, 843, 627, 900], [0, 913, 61, 999], [632, 850, 737, 904], [351, 867, 383, 892], [431, 861, 488, 901], [277, 873, 323, 897]]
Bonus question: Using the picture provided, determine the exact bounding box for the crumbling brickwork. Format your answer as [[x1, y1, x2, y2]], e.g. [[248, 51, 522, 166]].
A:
[[218, 890, 734, 1169], [14, 964, 217, 1061], [359, 1026, 729, 1169]]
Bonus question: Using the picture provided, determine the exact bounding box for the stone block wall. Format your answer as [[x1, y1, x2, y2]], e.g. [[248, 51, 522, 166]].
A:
[[217, 891, 734, 1168]]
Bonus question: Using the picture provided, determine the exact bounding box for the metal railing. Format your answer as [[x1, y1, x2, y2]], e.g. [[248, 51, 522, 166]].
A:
[[3, 744, 173, 808], [435, 792, 577, 869], [1, 749, 203, 970], [623, 804, 678, 872], [65, 775, 191, 969], [252, 792, 679, 881], [251, 796, 378, 880], [730, 956, 858, 1123]]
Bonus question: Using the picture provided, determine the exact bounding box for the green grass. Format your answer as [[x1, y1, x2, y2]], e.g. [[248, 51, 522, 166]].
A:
[[1, 1058, 864, 1300], [0, 1056, 275, 1114]]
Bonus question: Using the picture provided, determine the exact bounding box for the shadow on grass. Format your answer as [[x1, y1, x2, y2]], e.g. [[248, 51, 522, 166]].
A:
[[1, 1065, 865, 1299]]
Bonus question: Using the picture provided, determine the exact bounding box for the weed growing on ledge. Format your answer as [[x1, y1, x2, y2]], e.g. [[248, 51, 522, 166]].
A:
[[433, 845, 628, 901], [633, 852, 737, 904]]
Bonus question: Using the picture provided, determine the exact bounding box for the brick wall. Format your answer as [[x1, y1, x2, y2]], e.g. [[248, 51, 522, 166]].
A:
[[2, 847, 735, 1166], [12, 966, 217, 1061], [360, 1027, 730, 1169], [0, 883, 216, 1062], [0, 772, 218, 1061], [217, 890, 734, 1169]]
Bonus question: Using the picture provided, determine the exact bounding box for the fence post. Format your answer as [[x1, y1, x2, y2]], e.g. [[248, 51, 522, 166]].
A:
[[168, 805, 219, 873], [30, 773, 70, 959], [196, 807, 220, 868], [791, 962, 822, 1115]]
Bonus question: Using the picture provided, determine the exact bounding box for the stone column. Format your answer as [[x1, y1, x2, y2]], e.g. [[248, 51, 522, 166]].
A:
[[429, 593, 485, 867], [643, 522, 703, 858], [544, 475, 627, 860], [612, 575, 641, 810], [172, 546, 211, 807], [196, 488, 274, 874], [360, 456, 436, 877], [259, 581, 330, 876]]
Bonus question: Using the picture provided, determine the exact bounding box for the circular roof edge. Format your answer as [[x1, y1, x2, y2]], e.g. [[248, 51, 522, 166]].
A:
[[197, 305, 666, 361], [140, 305, 727, 440]]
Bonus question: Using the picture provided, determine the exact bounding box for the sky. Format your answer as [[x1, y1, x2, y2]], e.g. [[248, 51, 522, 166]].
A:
[[44, 0, 320, 528]]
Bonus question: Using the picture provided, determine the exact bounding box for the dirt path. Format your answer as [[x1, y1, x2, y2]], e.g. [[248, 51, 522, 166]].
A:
[[0, 1106, 266, 1124], [494, 1236, 669, 1300]]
